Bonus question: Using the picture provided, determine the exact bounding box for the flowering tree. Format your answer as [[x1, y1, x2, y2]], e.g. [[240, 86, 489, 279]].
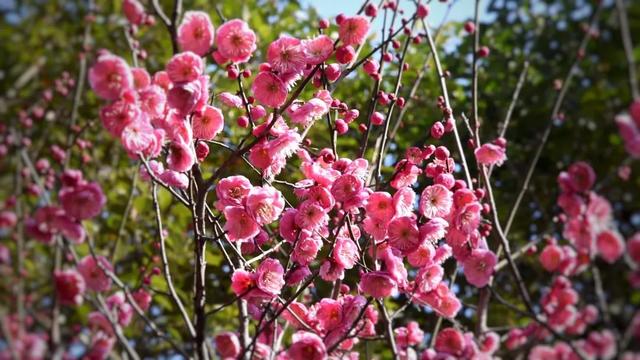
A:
[[1, 0, 640, 358]]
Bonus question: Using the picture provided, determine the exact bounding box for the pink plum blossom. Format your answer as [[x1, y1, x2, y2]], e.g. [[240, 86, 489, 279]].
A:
[[177, 11, 215, 56], [339, 16, 370, 46], [59, 182, 106, 220], [252, 72, 288, 108], [419, 184, 453, 219], [255, 258, 285, 297], [166, 51, 204, 84], [216, 19, 257, 63], [463, 249, 497, 287], [245, 186, 285, 225], [223, 206, 260, 242], [596, 230, 625, 264], [54, 269, 86, 306], [77, 255, 113, 292], [387, 216, 421, 254], [215, 175, 253, 210], [287, 331, 326, 360], [192, 105, 224, 140], [267, 36, 306, 74], [303, 35, 334, 65], [360, 271, 396, 298], [89, 54, 133, 100], [474, 143, 506, 166], [215, 332, 241, 358]]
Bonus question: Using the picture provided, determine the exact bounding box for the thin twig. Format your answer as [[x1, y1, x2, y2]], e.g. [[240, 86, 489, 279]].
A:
[[615, 0, 639, 100]]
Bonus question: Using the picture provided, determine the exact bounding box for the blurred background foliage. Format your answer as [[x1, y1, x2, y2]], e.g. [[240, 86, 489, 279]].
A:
[[1, 0, 639, 357]]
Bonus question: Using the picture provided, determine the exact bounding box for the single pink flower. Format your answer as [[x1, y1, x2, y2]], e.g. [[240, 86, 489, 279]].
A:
[[166, 51, 204, 84], [419, 217, 449, 244], [390, 160, 422, 189], [295, 200, 327, 230], [167, 79, 202, 116], [393, 186, 416, 217], [216, 19, 257, 63], [218, 92, 243, 108], [615, 113, 640, 158], [159, 170, 189, 189], [215, 175, 253, 210], [415, 263, 444, 294], [292, 232, 322, 265], [138, 85, 167, 120], [120, 117, 156, 154], [316, 298, 343, 331], [407, 242, 436, 267], [360, 271, 397, 298], [333, 236, 359, 269], [177, 11, 215, 56], [54, 269, 86, 306], [567, 161, 596, 193], [77, 255, 113, 292], [245, 186, 285, 225], [268, 36, 306, 74], [628, 233, 640, 265], [132, 288, 152, 311], [463, 249, 497, 287], [215, 332, 241, 358], [362, 215, 388, 240], [365, 191, 395, 220], [59, 182, 106, 220], [223, 206, 260, 242], [419, 184, 453, 219], [231, 269, 254, 296], [192, 105, 224, 140], [302, 35, 334, 65], [434, 328, 465, 356], [106, 291, 133, 326], [288, 98, 329, 126], [167, 139, 196, 172], [387, 216, 421, 254], [89, 53, 133, 100], [255, 258, 285, 297], [331, 174, 364, 202], [86, 334, 115, 360], [288, 331, 326, 360], [540, 243, 564, 272], [122, 0, 145, 25], [252, 72, 288, 108], [339, 15, 370, 46], [99, 98, 140, 137], [475, 143, 506, 166], [132, 67, 151, 89], [0, 210, 17, 228], [454, 202, 482, 234], [596, 230, 625, 264]]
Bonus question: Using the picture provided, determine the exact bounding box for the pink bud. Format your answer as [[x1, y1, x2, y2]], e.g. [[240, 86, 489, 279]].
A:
[[464, 21, 476, 34], [477, 46, 490, 58], [431, 121, 445, 139], [335, 118, 348, 134], [371, 111, 385, 126], [336, 45, 356, 64], [237, 116, 249, 128], [365, 3, 378, 17], [416, 4, 429, 18]]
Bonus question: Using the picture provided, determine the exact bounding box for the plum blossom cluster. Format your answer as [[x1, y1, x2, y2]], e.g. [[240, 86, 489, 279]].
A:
[[503, 163, 633, 358], [25, 169, 106, 245]]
